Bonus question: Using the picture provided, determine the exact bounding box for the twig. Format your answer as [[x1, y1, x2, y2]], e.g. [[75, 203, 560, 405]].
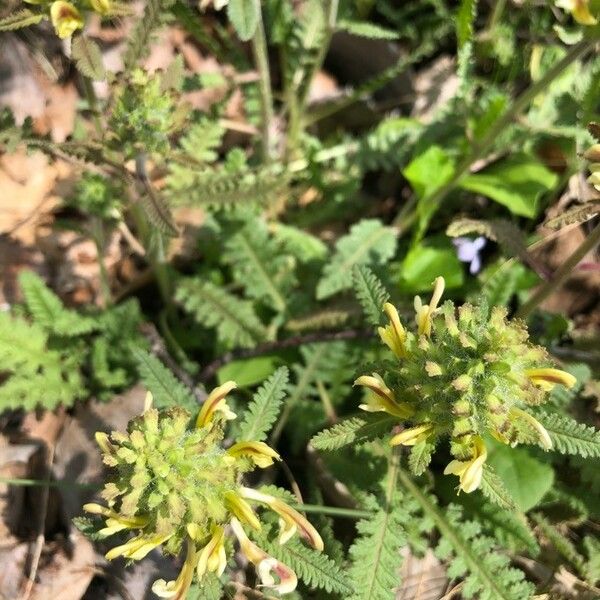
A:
[[20, 444, 55, 600], [198, 328, 374, 382]]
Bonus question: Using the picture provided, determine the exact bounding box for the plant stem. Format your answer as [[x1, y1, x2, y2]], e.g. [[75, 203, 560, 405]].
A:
[[517, 219, 600, 319], [393, 36, 595, 234], [291, 503, 373, 520], [81, 75, 103, 138], [0, 477, 98, 490], [251, 2, 275, 163]]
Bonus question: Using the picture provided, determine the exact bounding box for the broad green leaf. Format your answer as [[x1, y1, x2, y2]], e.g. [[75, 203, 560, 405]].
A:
[[400, 240, 464, 292], [227, 0, 259, 41], [486, 444, 554, 512], [217, 355, 279, 387], [460, 155, 558, 218]]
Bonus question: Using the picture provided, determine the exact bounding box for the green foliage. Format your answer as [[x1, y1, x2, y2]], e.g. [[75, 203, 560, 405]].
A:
[[337, 20, 399, 40], [19, 271, 99, 337], [237, 366, 289, 442], [227, 0, 260, 41], [317, 219, 397, 299], [132, 348, 197, 411], [533, 412, 600, 458], [0, 312, 84, 411], [349, 506, 406, 600], [223, 218, 297, 312], [456, 0, 478, 48], [352, 265, 390, 326], [262, 532, 352, 594], [311, 415, 397, 451], [0, 9, 44, 31], [176, 279, 268, 348], [72, 36, 106, 81]]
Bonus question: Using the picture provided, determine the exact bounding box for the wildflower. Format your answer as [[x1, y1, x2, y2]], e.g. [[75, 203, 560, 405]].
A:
[[444, 437, 487, 493], [83, 382, 323, 597], [356, 276, 577, 490], [452, 236, 487, 274], [50, 1, 83, 38], [556, 0, 598, 25], [90, 0, 112, 14]]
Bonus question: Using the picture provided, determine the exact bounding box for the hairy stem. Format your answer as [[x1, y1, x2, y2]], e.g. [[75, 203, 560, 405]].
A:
[[292, 503, 373, 519], [517, 219, 600, 319], [251, 2, 275, 162]]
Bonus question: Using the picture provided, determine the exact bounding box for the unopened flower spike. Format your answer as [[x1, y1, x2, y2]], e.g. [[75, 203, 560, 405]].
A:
[[83, 381, 323, 597], [357, 276, 576, 494]]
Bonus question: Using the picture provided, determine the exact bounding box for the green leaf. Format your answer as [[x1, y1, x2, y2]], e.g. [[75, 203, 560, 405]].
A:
[[0, 9, 44, 31], [237, 367, 289, 442], [400, 240, 464, 292], [227, 0, 259, 41], [131, 347, 197, 411], [352, 265, 390, 327], [317, 219, 397, 299], [533, 411, 600, 458], [176, 279, 268, 349], [18, 271, 99, 337], [408, 441, 434, 476], [272, 223, 327, 263], [217, 355, 279, 387], [72, 36, 106, 81], [460, 155, 558, 218], [311, 415, 396, 451], [337, 20, 399, 40], [486, 444, 554, 512], [349, 507, 406, 600], [262, 534, 352, 594], [480, 466, 517, 511], [457, 0, 478, 49]]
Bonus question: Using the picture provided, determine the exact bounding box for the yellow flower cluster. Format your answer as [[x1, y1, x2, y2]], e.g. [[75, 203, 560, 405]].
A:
[[84, 382, 323, 598], [356, 277, 576, 494]]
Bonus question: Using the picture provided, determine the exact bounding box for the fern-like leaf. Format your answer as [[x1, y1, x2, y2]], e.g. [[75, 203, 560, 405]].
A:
[[223, 219, 296, 312], [72, 36, 106, 81], [352, 265, 390, 326], [176, 279, 267, 349], [131, 347, 196, 410], [533, 411, 600, 458], [19, 271, 99, 337], [480, 466, 517, 511], [544, 201, 600, 230], [408, 441, 434, 476], [349, 507, 406, 600], [177, 119, 224, 164], [0, 313, 83, 410], [237, 367, 289, 442], [317, 219, 397, 300], [311, 415, 396, 451], [0, 9, 44, 31]]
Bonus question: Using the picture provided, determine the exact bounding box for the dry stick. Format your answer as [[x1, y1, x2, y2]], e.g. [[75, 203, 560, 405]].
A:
[[20, 444, 55, 600], [198, 328, 374, 382], [517, 219, 600, 319]]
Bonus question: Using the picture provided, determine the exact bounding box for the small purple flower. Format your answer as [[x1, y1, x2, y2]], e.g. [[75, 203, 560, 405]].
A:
[[452, 236, 487, 275]]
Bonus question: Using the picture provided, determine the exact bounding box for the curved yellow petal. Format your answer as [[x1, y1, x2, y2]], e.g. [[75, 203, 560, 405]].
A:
[[227, 441, 280, 468], [378, 302, 407, 359], [50, 1, 83, 39], [389, 423, 434, 447], [196, 381, 237, 428], [152, 537, 197, 599], [354, 374, 413, 418], [224, 491, 261, 531], [525, 368, 577, 390], [239, 487, 324, 551], [105, 533, 172, 561], [197, 525, 226, 579], [510, 407, 553, 450]]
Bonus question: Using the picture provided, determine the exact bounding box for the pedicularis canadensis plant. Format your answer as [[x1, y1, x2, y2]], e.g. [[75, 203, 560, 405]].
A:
[[354, 277, 576, 494], [84, 382, 323, 599]]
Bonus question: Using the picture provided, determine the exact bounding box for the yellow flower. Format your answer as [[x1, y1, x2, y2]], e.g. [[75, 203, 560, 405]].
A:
[[196, 381, 237, 427], [510, 407, 553, 450], [90, 0, 112, 14], [83, 503, 148, 536], [414, 276, 445, 337], [152, 538, 197, 600], [105, 533, 173, 561], [556, 0, 598, 24], [444, 436, 487, 493], [227, 440, 280, 468], [390, 423, 434, 447], [378, 302, 407, 358], [196, 525, 227, 579], [240, 487, 324, 550], [50, 1, 84, 39], [230, 518, 298, 594], [354, 373, 414, 418], [525, 368, 577, 392], [224, 491, 262, 531]]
